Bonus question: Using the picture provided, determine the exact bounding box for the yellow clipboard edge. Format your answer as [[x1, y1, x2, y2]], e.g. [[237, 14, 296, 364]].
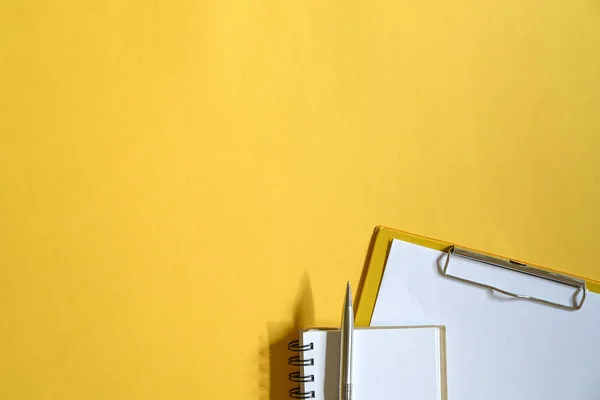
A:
[[355, 225, 600, 327]]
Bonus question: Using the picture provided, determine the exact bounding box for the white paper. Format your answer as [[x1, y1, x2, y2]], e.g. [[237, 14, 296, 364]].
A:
[[371, 239, 600, 400], [300, 326, 445, 400]]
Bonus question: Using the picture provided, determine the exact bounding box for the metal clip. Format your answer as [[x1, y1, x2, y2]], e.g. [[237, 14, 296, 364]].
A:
[[441, 246, 587, 311]]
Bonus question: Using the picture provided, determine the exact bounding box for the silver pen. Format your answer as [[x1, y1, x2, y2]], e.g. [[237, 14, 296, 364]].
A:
[[339, 281, 354, 400]]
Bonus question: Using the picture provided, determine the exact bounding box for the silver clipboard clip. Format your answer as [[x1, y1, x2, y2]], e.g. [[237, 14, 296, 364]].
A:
[[441, 246, 587, 311]]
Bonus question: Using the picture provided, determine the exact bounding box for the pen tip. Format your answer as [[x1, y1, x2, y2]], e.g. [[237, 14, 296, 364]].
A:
[[346, 281, 352, 303]]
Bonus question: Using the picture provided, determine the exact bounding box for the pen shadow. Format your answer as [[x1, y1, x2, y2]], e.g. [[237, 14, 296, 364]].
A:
[[260, 272, 316, 400]]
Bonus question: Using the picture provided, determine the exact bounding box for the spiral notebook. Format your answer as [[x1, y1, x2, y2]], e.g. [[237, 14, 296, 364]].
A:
[[288, 326, 447, 400]]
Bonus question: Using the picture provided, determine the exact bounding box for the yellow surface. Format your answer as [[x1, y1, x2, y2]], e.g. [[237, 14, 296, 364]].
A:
[[1, 0, 600, 398]]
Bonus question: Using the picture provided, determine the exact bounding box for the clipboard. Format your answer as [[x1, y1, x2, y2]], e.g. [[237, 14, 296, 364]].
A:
[[355, 225, 600, 400], [355, 225, 600, 327]]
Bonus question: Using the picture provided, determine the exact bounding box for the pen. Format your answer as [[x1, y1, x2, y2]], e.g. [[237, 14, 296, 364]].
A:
[[339, 281, 354, 400]]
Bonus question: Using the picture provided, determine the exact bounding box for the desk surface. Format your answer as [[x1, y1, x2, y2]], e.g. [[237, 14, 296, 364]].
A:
[[1, 0, 600, 398]]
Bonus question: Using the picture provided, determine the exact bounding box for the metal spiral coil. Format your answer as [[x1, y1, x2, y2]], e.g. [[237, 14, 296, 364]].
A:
[[288, 340, 315, 399], [288, 340, 314, 352]]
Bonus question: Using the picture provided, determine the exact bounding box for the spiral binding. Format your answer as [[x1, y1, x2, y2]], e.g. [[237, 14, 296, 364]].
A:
[[288, 339, 315, 399]]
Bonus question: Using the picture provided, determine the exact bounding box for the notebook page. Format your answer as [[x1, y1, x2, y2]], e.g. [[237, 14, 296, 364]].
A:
[[371, 239, 600, 400], [299, 326, 445, 400]]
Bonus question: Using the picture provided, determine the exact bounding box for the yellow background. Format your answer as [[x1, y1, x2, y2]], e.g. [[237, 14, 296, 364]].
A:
[[1, 0, 599, 398]]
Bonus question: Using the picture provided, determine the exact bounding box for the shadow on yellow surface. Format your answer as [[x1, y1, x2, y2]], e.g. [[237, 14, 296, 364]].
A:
[[261, 274, 315, 400]]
